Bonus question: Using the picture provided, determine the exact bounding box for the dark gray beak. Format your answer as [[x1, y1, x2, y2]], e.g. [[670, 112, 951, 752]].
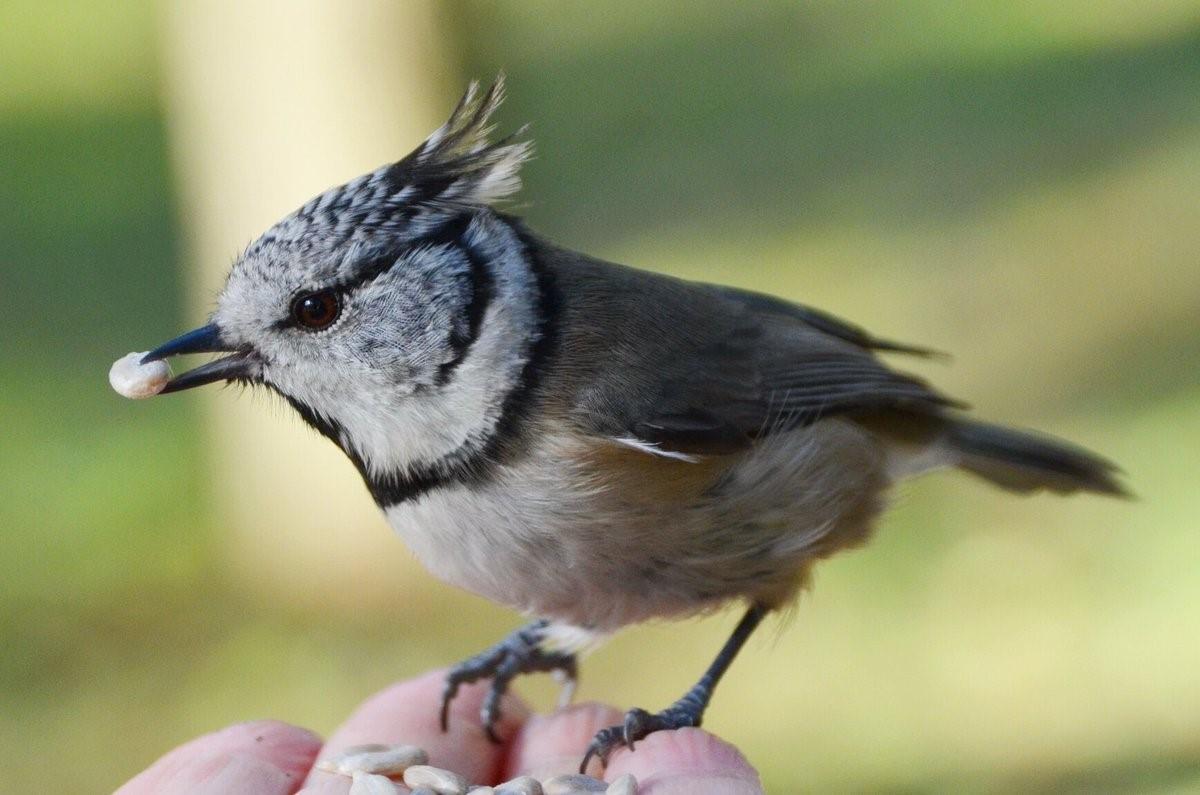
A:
[[142, 323, 258, 393]]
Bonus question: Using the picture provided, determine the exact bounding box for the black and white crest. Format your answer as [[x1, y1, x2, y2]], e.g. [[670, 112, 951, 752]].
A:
[[393, 76, 531, 210], [251, 77, 530, 253]]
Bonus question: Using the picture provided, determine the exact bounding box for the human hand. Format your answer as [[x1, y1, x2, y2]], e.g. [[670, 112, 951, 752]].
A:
[[115, 669, 764, 794]]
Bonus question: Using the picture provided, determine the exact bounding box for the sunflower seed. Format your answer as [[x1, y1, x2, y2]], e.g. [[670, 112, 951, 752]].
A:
[[339, 745, 428, 776], [606, 774, 638, 795], [403, 764, 470, 795], [495, 775, 543, 794], [542, 774, 607, 794], [314, 744, 393, 773], [109, 352, 172, 399], [349, 771, 401, 795]]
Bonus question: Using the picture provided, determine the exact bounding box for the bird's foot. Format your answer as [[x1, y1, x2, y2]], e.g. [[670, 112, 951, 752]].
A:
[[440, 619, 577, 743], [580, 702, 701, 772], [578, 605, 767, 772]]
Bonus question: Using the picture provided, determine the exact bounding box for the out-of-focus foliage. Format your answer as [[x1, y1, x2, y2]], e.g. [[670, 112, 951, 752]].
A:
[[1, 2, 1198, 792]]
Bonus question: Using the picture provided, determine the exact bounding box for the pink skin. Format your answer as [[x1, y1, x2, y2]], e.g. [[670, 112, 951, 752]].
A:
[[116, 669, 763, 795]]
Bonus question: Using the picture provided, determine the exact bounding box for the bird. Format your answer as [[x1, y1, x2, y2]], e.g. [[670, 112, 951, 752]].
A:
[[135, 77, 1126, 771]]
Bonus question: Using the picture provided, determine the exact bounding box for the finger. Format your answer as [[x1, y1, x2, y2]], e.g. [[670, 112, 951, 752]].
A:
[[502, 703, 624, 780], [604, 727, 763, 795], [303, 669, 529, 792], [115, 720, 322, 795]]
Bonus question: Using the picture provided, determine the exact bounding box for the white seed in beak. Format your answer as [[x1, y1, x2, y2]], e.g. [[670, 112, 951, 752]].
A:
[[109, 352, 172, 399]]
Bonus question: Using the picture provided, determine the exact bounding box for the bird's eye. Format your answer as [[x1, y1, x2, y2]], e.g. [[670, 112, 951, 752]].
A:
[[291, 289, 341, 331]]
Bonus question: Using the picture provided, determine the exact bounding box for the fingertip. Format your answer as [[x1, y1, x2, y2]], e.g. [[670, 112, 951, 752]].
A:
[[604, 728, 763, 795], [116, 720, 323, 795], [505, 702, 624, 780], [224, 719, 324, 752], [309, 669, 529, 788]]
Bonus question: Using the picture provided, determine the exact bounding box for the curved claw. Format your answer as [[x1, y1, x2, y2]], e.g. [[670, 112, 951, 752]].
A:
[[479, 683, 504, 744], [439, 679, 459, 732], [483, 719, 504, 745], [579, 726, 623, 774], [622, 707, 654, 752], [579, 705, 700, 773], [480, 654, 523, 744], [440, 620, 579, 742]]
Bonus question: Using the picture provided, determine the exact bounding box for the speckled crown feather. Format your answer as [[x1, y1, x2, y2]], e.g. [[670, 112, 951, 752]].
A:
[[248, 76, 530, 255]]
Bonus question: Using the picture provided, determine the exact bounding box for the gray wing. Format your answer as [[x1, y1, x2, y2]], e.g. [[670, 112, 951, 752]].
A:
[[624, 316, 959, 456], [547, 253, 959, 457], [711, 284, 945, 358]]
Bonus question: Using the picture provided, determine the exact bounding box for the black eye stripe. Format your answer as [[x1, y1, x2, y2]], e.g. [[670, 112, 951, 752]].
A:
[[349, 252, 404, 286], [277, 214, 478, 330], [337, 215, 473, 291]]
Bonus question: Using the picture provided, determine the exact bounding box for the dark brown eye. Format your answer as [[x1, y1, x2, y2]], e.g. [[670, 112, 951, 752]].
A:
[[291, 290, 340, 330]]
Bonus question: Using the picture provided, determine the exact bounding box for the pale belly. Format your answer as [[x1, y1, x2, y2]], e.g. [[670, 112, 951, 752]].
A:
[[384, 420, 890, 630]]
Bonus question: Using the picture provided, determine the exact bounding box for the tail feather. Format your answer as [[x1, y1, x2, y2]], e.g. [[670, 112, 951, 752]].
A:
[[946, 419, 1128, 497]]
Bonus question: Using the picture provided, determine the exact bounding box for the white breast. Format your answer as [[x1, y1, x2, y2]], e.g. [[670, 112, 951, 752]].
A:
[[384, 437, 602, 621], [385, 420, 892, 630]]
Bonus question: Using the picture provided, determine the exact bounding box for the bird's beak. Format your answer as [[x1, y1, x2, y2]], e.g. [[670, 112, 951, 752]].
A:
[[141, 323, 259, 393]]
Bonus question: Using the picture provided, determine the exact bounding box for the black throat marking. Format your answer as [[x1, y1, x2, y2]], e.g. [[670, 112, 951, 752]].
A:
[[280, 214, 560, 509]]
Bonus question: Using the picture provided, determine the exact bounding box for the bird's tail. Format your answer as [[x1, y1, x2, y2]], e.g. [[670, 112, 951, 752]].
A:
[[945, 418, 1127, 497]]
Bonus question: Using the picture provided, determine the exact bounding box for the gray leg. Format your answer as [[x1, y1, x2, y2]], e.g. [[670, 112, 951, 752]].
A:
[[580, 604, 766, 771], [441, 619, 578, 742]]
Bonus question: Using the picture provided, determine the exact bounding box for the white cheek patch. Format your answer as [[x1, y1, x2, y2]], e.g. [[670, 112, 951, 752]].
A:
[[328, 217, 540, 477], [109, 352, 172, 399]]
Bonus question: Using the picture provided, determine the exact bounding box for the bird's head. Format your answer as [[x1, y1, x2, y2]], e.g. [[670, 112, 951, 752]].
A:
[[143, 79, 545, 495]]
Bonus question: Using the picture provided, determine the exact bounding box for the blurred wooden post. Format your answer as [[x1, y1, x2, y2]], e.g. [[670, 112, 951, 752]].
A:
[[161, 1, 457, 607]]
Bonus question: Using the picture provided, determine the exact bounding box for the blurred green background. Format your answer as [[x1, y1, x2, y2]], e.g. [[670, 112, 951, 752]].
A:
[[2, 2, 1198, 792]]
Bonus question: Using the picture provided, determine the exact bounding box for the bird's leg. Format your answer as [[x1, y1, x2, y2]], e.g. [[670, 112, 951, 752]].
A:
[[580, 604, 766, 772], [440, 619, 578, 743]]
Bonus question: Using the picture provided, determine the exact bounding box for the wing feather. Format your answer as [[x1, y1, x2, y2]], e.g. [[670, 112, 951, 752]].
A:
[[540, 245, 959, 459], [626, 338, 957, 456]]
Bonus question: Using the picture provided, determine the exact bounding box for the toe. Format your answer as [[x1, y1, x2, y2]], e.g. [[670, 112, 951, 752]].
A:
[[504, 703, 623, 780], [621, 708, 654, 750], [579, 724, 626, 775]]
